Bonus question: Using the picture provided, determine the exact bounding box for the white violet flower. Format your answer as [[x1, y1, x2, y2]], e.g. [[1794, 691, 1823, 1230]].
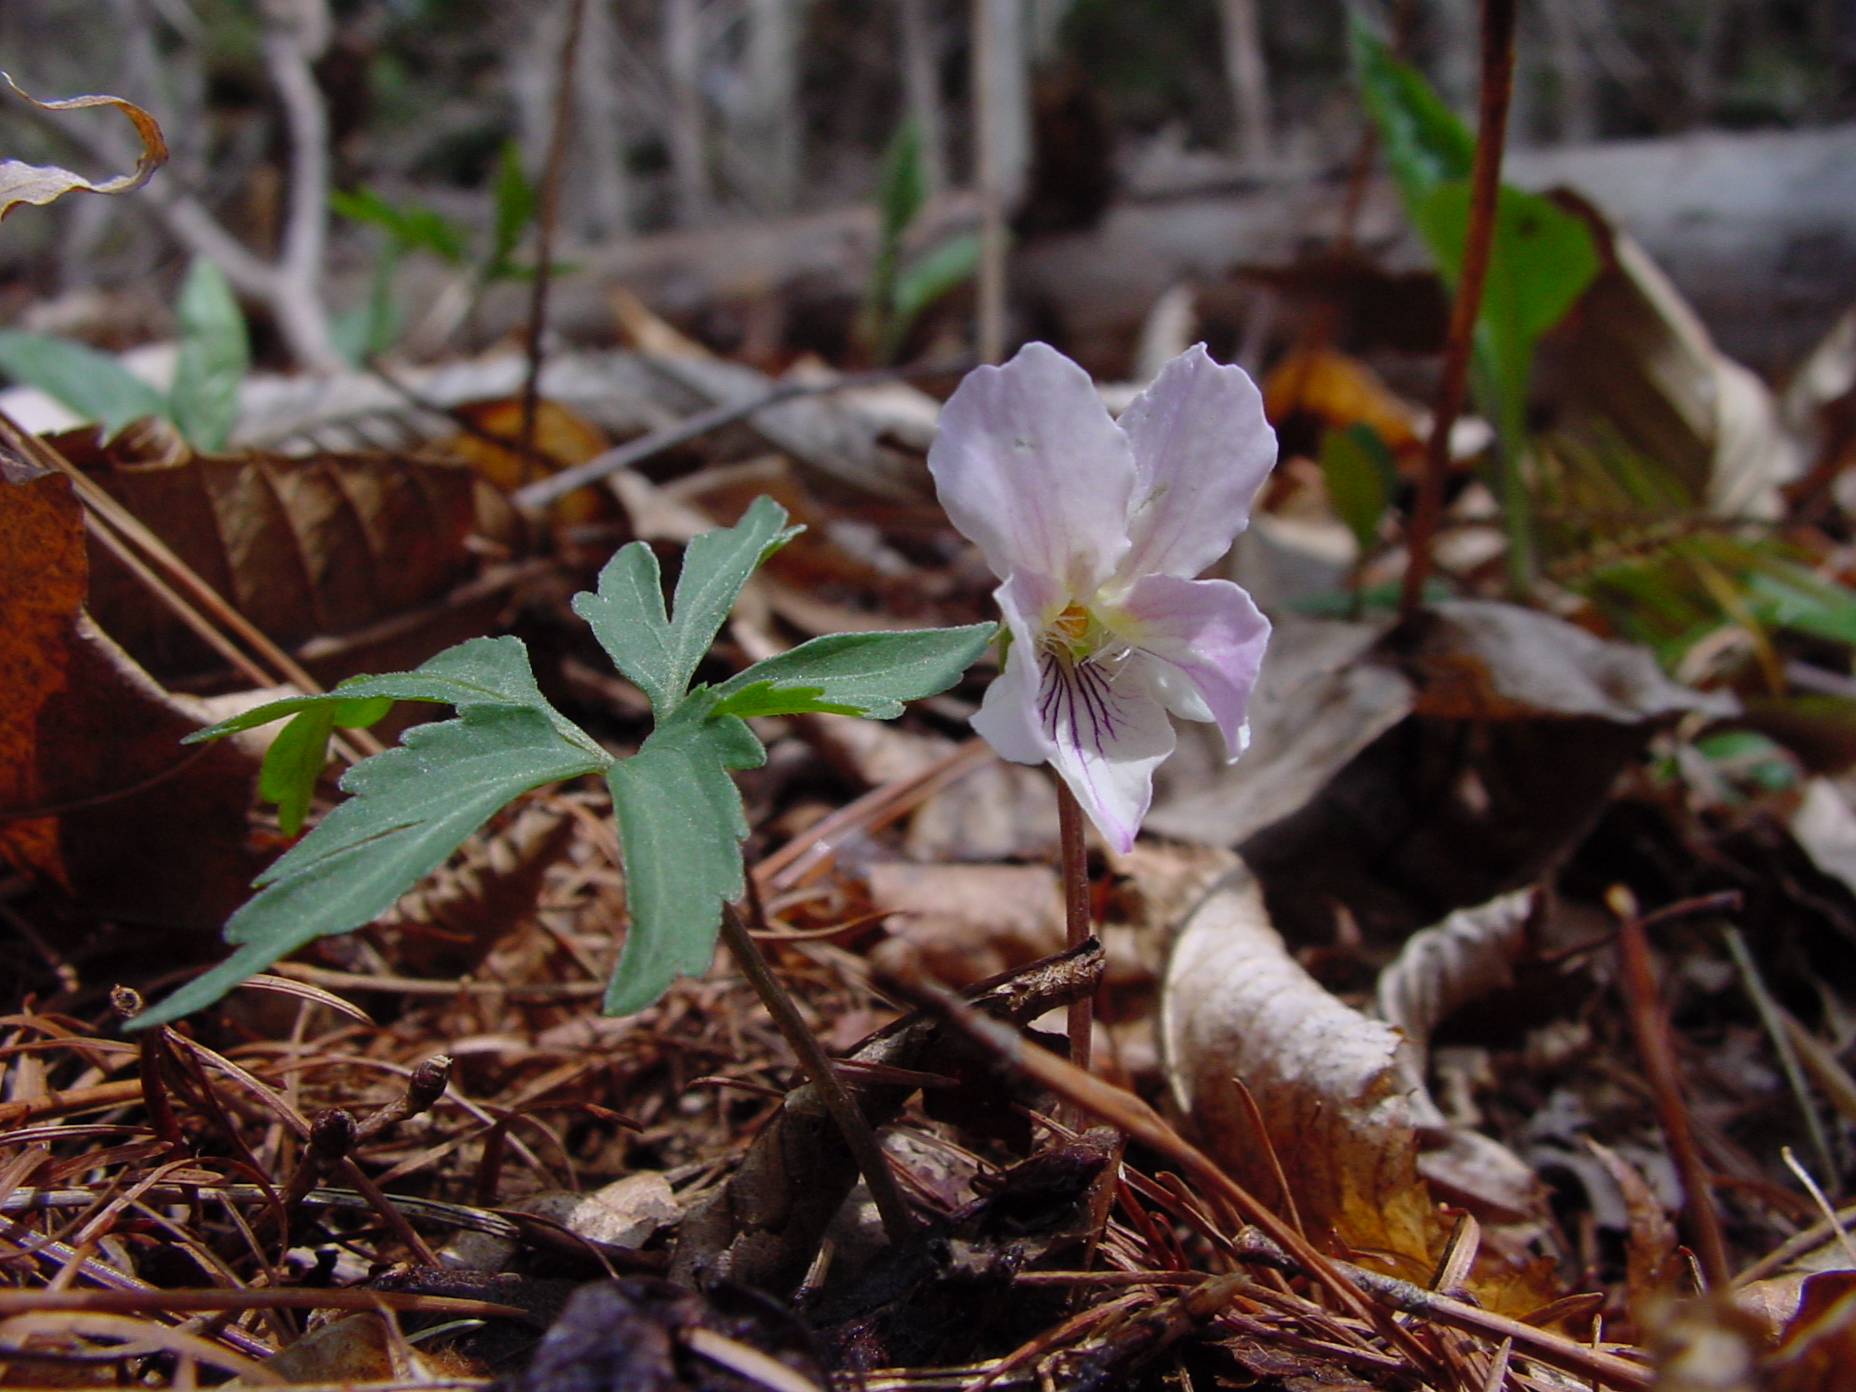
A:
[[928, 341, 1275, 852]]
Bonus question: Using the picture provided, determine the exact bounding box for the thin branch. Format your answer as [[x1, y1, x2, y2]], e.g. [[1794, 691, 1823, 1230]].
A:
[[1398, 0, 1518, 620], [519, 0, 589, 468]]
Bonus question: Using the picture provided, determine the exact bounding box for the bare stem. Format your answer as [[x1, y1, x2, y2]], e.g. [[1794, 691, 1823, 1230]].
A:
[[1055, 778, 1093, 1079], [1614, 896, 1731, 1288], [1398, 0, 1518, 620], [718, 901, 917, 1246], [519, 0, 589, 469]]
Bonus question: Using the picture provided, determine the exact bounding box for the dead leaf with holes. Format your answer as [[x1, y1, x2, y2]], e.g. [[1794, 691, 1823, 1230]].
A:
[[0, 468, 260, 927], [0, 74, 166, 220]]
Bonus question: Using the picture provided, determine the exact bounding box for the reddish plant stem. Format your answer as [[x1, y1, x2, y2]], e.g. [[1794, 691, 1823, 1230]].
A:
[[1055, 779, 1093, 1080], [518, 0, 588, 468], [1397, 0, 1518, 620], [1615, 901, 1731, 1288]]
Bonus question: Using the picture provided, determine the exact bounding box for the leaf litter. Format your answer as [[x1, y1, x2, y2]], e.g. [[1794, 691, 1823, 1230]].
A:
[[9, 148, 1856, 1392]]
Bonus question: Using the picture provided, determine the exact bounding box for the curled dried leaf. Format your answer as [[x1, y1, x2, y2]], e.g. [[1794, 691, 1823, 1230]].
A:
[[1375, 889, 1534, 1076], [1163, 865, 1554, 1310], [0, 74, 167, 220]]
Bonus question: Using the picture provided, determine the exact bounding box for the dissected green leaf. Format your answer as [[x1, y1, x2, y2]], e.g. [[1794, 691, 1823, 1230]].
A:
[[134, 702, 610, 1028], [1318, 423, 1396, 556], [574, 496, 802, 716], [710, 681, 861, 719], [1350, 22, 1473, 208], [187, 637, 596, 752], [711, 623, 996, 720], [168, 256, 250, 452], [603, 696, 766, 1015], [256, 695, 394, 837], [0, 329, 165, 436]]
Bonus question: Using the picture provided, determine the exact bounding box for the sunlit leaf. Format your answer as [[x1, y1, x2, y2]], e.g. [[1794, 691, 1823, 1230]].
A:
[[573, 495, 801, 716]]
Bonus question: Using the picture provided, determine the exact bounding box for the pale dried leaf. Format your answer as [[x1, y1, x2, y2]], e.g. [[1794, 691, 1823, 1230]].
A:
[[1163, 864, 1440, 1273], [868, 862, 1064, 987], [0, 75, 167, 220], [1164, 864, 1555, 1308], [1376, 890, 1534, 1074]]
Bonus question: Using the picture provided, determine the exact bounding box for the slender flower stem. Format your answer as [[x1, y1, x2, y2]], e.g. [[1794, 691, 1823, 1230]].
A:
[[1398, 0, 1518, 620], [519, 0, 589, 469], [1056, 779, 1094, 1078], [718, 901, 917, 1246]]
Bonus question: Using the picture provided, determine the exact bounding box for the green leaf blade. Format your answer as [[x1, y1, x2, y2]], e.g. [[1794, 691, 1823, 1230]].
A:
[[0, 330, 166, 436], [135, 704, 610, 1028], [1351, 20, 1474, 209], [712, 623, 996, 720], [168, 256, 250, 452], [574, 497, 801, 717], [603, 707, 765, 1016]]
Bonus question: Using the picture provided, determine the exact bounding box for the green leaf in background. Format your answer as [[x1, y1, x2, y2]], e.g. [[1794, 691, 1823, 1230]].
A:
[[1350, 21, 1473, 207], [133, 702, 612, 1028], [574, 495, 802, 716], [0, 329, 166, 437], [331, 186, 469, 264], [1318, 422, 1397, 557], [885, 231, 981, 362], [603, 696, 767, 1015], [712, 624, 997, 720], [487, 140, 537, 282], [1412, 180, 1601, 410], [168, 256, 250, 452], [258, 695, 393, 837], [1747, 569, 1856, 647]]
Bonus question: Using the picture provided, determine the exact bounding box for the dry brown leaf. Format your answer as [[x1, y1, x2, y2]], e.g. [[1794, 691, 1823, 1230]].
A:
[[867, 862, 1064, 987], [1587, 1138, 1682, 1323], [378, 804, 577, 977], [446, 396, 614, 531], [1764, 1272, 1856, 1392], [0, 469, 261, 927], [0, 74, 166, 220], [1163, 864, 1556, 1311], [1147, 616, 1409, 847], [58, 429, 479, 682]]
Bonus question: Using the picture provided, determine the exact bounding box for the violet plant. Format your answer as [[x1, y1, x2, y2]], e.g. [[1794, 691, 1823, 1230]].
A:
[[133, 496, 993, 1028], [927, 342, 1274, 1071]]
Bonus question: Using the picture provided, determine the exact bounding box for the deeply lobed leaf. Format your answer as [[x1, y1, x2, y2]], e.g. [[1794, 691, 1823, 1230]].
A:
[[573, 495, 801, 715], [136, 702, 610, 1027], [711, 624, 996, 720]]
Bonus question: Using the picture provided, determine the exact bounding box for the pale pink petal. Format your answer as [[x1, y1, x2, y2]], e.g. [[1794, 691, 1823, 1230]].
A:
[[928, 342, 1135, 595], [970, 571, 1063, 767], [1041, 653, 1177, 854], [1116, 344, 1276, 582], [1118, 573, 1270, 758]]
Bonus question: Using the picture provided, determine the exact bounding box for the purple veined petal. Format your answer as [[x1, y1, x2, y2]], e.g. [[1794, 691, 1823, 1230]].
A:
[[1039, 648, 1177, 855], [1117, 573, 1270, 758], [928, 342, 1136, 595], [970, 571, 1063, 767], [1116, 344, 1277, 582]]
